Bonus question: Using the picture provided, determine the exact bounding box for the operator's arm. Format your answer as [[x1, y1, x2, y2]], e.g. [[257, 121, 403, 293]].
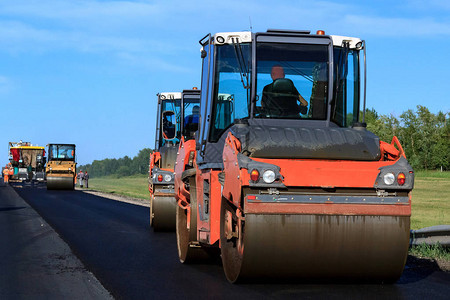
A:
[[293, 86, 308, 115], [298, 94, 308, 107]]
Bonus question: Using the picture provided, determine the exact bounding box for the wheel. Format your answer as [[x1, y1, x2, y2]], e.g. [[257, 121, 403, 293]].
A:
[[176, 176, 208, 263], [220, 197, 245, 283]]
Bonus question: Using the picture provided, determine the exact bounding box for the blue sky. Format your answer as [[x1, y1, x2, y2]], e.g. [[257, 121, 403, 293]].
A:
[[1, 0, 449, 165]]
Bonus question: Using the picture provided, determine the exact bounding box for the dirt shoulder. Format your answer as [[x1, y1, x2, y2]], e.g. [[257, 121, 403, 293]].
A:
[[407, 255, 450, 273], [76, 187, 149, 207]]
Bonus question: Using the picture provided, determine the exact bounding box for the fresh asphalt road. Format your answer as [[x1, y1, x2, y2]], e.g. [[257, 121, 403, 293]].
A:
[[0, 182, 110, 299], [10, 182, 450, 299]]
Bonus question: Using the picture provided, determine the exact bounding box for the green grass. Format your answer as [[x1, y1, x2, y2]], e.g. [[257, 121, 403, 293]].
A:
[[411, 171, 450, 230], [409, 243, 450, 261], [89, 171, 450, 229], [88, 174, 149, 200]]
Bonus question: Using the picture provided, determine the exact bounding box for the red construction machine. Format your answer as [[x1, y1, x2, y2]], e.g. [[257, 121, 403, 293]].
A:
[[175, 29, 414, 283], [149, 90, 200, 231]]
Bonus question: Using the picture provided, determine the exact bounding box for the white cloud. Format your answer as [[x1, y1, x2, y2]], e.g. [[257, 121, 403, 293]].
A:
[[0, 0, 449, 68]]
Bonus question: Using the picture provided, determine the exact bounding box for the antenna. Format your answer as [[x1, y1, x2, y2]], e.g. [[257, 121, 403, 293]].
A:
[[249, 16, 253, 32]]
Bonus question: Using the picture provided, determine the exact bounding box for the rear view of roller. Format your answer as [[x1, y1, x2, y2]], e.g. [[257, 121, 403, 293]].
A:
[[46, 144, 76, 190], [175, 29, 415, 283]]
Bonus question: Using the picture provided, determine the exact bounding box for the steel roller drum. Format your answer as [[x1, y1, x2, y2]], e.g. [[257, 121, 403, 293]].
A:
[[221, 213, 410, 283], [150, 196, 176, 231], [46, 176, 74, 190]]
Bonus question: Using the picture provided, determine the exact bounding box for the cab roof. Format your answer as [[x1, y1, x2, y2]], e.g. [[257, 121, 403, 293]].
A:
[[158, 92, 182, 100], [210, 30, 363, 49]]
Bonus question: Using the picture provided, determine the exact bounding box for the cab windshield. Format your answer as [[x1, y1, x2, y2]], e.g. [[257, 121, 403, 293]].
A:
[[210, 43, 251, 142], [48, 145, 75, 161], [182, 96, 200, 140], [160, 99, 181, 146], [255, 42, 329, 120]]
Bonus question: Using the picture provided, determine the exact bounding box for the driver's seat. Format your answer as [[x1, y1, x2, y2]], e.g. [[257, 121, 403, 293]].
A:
[[264, 78, 300, 117]]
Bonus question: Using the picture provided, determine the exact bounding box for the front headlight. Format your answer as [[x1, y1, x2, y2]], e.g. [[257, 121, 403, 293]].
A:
[[262, 170, 276, 184], [164, 174, 172, 182], [383, 173, 395, 185]]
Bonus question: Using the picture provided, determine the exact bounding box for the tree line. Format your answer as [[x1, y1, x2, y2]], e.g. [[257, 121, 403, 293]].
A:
[[78, 148, 152, 178], [79, 105, 448, 177], [364, 105, 449, 171]]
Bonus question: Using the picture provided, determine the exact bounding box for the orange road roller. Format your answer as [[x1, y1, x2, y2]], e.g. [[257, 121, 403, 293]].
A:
[[174, 29, 414, 283], [149, 90, 200, 231]]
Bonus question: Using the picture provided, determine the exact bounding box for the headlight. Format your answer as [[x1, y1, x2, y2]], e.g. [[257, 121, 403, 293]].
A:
[[216, 35, 225, 44], [262, 170, 276, 184], [68, 168, 71, 171], [164, 174, 172, 182], [383, 173, 395, 185]]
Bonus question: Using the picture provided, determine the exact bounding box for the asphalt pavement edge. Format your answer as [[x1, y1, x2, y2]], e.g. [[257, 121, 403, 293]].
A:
[[0, 182, 112, 299]]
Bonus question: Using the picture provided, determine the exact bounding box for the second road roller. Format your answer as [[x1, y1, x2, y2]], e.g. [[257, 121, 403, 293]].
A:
[[46, 143, 76, 190], [149, 89, 201, 231], [174, 29, 414, 282], [149, 92, 182, 231]]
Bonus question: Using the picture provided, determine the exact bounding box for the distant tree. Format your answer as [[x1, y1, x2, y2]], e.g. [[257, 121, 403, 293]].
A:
[[399, 106, 449, 170], [78, 148, 153, 177], [131, 148, 152, 174], [361, 107, 378, 125], [364, 105, 448, 170], [117, 165, 131, 177], [364, 108, 399, 143]]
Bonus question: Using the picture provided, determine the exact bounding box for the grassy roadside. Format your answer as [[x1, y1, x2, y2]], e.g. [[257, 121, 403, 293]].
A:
[[409, 171, 450, 265], [411, 171, 450, 229], [88, 174, 149, 200]]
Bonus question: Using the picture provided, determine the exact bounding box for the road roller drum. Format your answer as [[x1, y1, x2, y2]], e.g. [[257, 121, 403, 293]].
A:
[[46, 176, 74, 190], [150, 195, 176, 231], [220, 202, 410, 282]]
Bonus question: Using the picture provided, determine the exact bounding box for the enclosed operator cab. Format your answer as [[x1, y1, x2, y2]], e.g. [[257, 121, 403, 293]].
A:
[[46, 144, 76, 190], [175, 30, 414, 283]]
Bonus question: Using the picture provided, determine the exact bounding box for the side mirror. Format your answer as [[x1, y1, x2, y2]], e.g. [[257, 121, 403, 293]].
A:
[[162, 110, 177, 140]]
